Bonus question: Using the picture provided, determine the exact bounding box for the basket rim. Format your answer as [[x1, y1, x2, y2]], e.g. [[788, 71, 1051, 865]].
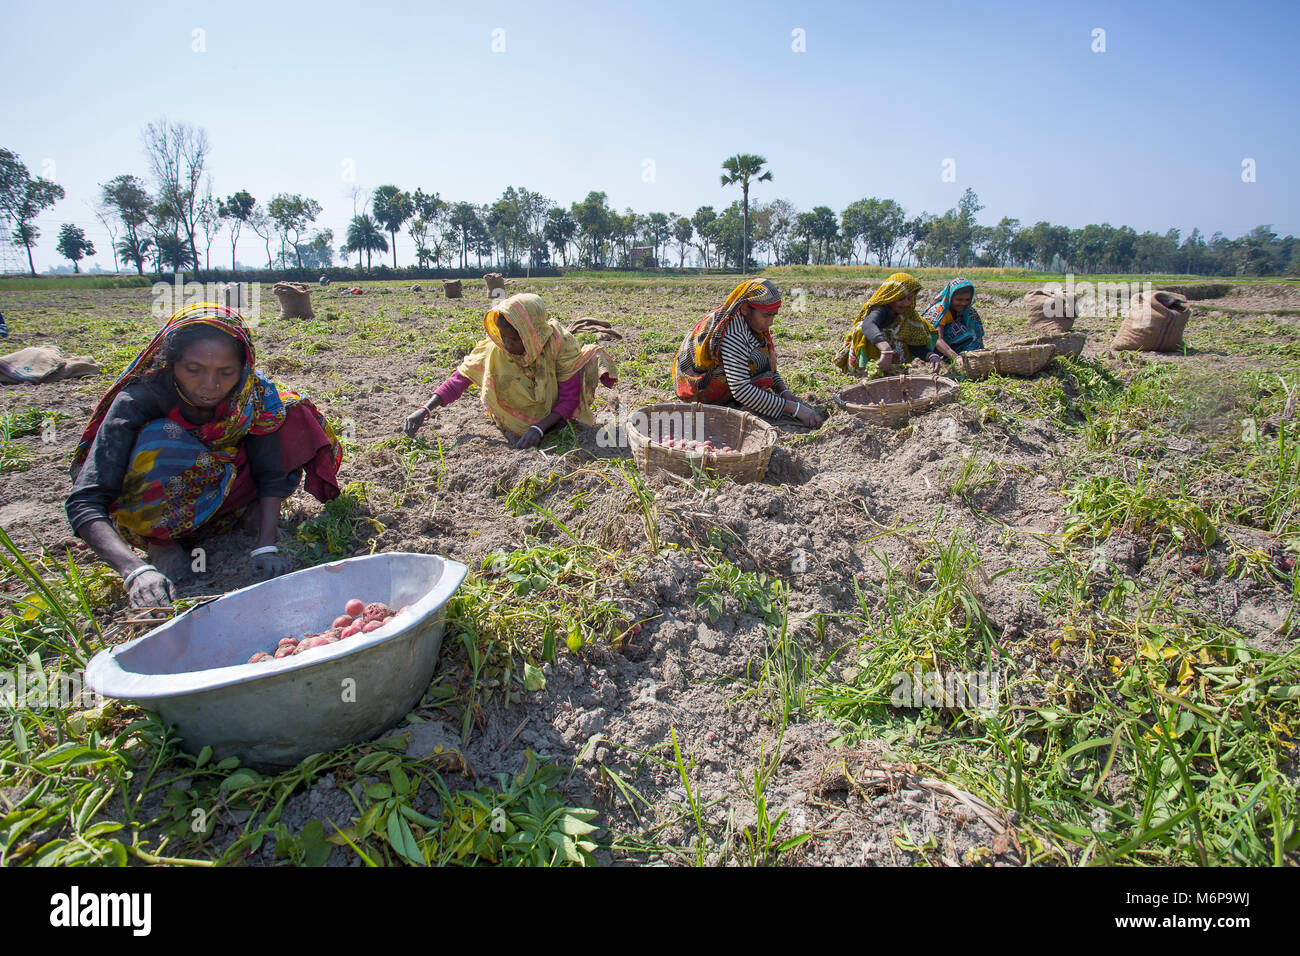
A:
[[626, 401, 778, 447], [837, 375, 958, 408]]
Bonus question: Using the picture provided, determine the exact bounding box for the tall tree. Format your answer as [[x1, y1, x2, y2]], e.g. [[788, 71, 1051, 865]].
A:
[[692, 206, 717, 268], [90, 199, 120, 273], [0, 148, 66, 275], [544, 207, 578, 266], [56, 224, 95, 272], [217, 190, 256, 272], [196, 179, 222, 271], [267, 194, 322, 269], [343, 214, 387, 271], [141, 119, 209, 270], [372, 185, 413, 268], [672, 215, 693, 268], [720, 153, 772, 270]]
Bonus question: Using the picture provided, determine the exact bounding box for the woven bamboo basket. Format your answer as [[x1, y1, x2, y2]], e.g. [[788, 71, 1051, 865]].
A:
[[959, 350, 997, 380], [1008, 332, 1086, 360], [836, 375, 959, 428], [961, 343, 1055, 379], [627, 403, 777, 483], [442, 279, 462, 298]]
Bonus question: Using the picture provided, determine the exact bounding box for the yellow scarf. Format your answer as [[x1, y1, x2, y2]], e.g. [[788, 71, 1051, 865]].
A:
[[456, 293, 612, 436]]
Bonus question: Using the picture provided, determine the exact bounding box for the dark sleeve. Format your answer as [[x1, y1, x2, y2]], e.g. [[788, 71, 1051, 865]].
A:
[[858, 307, 892, 346], [244, 430, 300, 499], [65, 381, 171, 534]]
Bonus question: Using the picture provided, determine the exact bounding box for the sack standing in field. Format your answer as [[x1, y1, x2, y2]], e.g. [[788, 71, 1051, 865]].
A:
[[442, 279, 462, 298], [675, 278, 824, 429], [484, 272, 506, 297], [1024, 288, 1079, 333], [274, 281, 315, 319], [1112, 290, 1191, 352], [64, 303, 344, 609], [402, 292, 618, 449]]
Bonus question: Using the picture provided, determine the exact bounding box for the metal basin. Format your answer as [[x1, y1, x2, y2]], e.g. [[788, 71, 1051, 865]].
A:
[[86, 552, 468, 768]]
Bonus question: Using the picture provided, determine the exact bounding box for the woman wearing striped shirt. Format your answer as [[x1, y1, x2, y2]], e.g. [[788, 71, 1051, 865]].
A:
[[674, 278, 823, 427]]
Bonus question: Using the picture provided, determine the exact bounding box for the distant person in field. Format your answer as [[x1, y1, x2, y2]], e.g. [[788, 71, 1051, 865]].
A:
[[66, 304, 343, 608], [403, 292, 617, 449], [923, 277, 985, 355], [836, 272, 957, 376], [673, 278, 824, 427]]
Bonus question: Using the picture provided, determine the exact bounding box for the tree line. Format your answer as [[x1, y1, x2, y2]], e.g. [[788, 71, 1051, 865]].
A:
[[3, 127, 1297, 278]]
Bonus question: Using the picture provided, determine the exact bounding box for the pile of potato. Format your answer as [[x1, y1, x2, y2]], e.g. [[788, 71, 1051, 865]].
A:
[[653, 433, 737, 455], [246, 598, 410, 663]]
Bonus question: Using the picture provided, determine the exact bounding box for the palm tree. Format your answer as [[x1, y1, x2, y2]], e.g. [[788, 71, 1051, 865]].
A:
[[372, 185, 412, 269], [344, 214, 388, 272], [720, 154, 772, 271]]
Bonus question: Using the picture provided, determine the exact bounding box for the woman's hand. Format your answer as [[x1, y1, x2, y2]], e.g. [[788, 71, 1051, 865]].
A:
[[514, 425, 544, 450], [403, 406, 430, 438], [876, 345, 898, 373], [128, 567, 176, 608], [253, 550, 295, 578], [796, 403, 825, 428]]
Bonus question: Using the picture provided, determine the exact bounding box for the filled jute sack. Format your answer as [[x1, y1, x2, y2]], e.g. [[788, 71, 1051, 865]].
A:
[[1111, 291, 1191, 352], [273, 281, 315, 319], [484, 273, 506, 296], [1024, 288, 1078, 333], [442, 279, 462, 298]]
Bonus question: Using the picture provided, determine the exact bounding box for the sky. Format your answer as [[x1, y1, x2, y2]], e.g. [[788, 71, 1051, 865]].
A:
[[2, 0, 1297, 271]]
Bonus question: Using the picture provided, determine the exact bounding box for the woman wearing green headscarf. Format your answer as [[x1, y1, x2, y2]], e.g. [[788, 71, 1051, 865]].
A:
[[923, 277, 985, 354], [835, 272, 958, 376]]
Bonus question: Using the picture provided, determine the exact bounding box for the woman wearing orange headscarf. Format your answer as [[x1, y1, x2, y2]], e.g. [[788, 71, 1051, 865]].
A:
[[673, 278, 823, 427]]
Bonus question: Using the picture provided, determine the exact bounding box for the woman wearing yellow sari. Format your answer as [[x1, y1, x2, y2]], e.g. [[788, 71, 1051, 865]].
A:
[[403, 293, 616, 448], [835, 272, 958, 376]]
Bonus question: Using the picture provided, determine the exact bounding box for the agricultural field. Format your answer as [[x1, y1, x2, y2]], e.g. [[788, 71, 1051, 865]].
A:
[[1, 270, 1298, 867]]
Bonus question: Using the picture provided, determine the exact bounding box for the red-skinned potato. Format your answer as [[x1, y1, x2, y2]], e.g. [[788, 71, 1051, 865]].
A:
[[333, 614, 353, 629], [344, 598, 365, 617], [361, 621, 382, 633], [273, 645, 295, 659]]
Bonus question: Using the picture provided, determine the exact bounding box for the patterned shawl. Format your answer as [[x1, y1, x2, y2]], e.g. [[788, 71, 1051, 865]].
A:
[[922, 277, 984, 351], [71, 303, 299, 479]]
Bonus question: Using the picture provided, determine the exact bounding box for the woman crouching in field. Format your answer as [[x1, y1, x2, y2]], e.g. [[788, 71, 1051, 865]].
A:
[[923, 277, 985, 355], [403, 293, 617, 448], [835, 272, 958, 376], [673, 278, 824, 427], [65, 303, 343, 608]]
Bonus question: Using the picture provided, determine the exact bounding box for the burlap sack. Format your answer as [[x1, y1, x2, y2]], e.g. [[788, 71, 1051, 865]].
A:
[[484, 273, 506, 297], [1111, 291, 1191, 352], [1024, 288, 1078, 333], [442, 279, 462, 299], [274, 281, 314, 319]]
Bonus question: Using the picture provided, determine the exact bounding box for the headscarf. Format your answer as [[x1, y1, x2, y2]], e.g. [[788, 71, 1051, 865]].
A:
[[456, 293, 612, 436], [674, 278, 782, 396], [70, 303, 298, 479], [837, 272, 935, 374]]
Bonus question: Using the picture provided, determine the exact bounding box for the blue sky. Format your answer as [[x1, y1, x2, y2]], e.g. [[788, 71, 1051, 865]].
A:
[[2, 0, 1297, 270]]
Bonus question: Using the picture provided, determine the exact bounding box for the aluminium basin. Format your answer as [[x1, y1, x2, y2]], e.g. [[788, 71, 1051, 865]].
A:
[[85, 552, 468, 768]]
